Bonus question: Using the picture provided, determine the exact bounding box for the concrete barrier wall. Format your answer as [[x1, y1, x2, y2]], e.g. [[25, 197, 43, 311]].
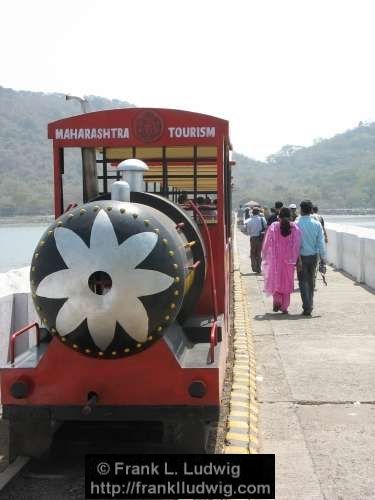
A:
[[363, 238, 375, 289], [341, 232, 362, 281], [326, 228, 343, 269], [326, 223, 375, 287]]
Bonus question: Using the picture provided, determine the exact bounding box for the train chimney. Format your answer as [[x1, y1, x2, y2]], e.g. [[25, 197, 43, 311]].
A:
[[111, 163, 131, 202], [117, 159, 149, 193]]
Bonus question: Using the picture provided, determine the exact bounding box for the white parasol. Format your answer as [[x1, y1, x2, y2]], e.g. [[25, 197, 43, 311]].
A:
[[244, 200, 261, 207]]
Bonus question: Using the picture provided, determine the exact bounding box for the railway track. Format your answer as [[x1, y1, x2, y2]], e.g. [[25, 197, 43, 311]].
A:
[[0, 421, 191, 499]]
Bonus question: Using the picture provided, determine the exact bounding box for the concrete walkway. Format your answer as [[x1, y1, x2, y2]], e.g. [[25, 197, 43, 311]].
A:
[[238, 230, 375, 500]]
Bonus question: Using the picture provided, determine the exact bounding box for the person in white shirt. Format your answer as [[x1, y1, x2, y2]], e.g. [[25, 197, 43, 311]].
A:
[[288, 203, 298, 221], [312, 205, 328, 243], [245, 208, 267, 273]]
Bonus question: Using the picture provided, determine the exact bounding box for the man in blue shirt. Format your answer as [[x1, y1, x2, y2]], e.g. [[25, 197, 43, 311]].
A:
[[296, 200, 326, 316], [245, 208, 267, 273]]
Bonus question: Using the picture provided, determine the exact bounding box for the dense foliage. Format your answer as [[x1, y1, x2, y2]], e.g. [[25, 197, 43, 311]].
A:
[[1, 86, 374, 214]]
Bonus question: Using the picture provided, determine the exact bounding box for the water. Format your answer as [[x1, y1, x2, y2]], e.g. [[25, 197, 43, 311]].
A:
[[1, 215, 375, 273], [0, 225, 47, 273], [324, 215, 375, 229]]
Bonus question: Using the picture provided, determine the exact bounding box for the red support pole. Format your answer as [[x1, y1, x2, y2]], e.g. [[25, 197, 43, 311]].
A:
[[53, 145, 63, 217], [187, 201, 218, 321]]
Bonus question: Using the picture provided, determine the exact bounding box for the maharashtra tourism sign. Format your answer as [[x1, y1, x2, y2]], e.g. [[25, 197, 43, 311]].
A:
[[54, 126, 216, 141]]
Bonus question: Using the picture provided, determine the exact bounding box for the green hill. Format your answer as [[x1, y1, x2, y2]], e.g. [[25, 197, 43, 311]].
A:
[[232, 124, 375, 209], [1, 86, 374, 214], [0, 86, 132, 215]]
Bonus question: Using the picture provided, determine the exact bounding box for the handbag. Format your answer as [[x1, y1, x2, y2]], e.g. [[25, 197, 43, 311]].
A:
[[259, 217, 266, 240]]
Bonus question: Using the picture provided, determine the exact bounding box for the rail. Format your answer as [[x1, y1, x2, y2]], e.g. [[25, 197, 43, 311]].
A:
[[188, 260, 201, 271], [182, 203, 217, 224], [209, 320, 218, 364], [186, 201, 218, 321], [10, 322, 40, 365], [64, 202, 78, 213]]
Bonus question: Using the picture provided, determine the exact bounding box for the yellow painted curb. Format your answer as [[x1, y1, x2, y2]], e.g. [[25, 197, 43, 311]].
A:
[[229, 410, 249, 418], [231, 400, 250, 407], [223, 446, 249, 454], [228, 420, 249, 430], [226, 431, 250, 442], [222, 223, 259, 454]]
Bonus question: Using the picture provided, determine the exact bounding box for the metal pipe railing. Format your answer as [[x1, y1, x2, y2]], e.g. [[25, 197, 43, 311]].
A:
[[209, 321, 218, 364], [10, 322, 40, 365]]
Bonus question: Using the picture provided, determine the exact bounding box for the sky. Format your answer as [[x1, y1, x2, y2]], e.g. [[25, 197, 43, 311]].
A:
[[2, 0, 375, 160]]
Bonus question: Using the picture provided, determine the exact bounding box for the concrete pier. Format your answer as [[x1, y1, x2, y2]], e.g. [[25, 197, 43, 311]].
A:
[[238, 229, 375, 500]]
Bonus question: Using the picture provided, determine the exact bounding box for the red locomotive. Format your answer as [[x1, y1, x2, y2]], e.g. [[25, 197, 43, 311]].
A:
[[1, 107, 233, 455]]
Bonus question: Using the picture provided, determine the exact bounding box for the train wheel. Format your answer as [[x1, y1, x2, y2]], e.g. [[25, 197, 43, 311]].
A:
[[164, 419, 209, 453], [9, 420, 54, 460]]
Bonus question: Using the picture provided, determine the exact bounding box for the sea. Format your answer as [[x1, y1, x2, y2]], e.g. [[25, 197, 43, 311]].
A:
[[324, 215, 375, 228], [0, 224, 48, 273], [1, 215, 375, 273]]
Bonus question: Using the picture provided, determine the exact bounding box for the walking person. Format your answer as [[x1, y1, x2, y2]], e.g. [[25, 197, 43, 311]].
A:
[[311, 205, 328, 289], [297, 200, 326, 316], [288, 203, 298, 221], [261, 207, 301, 314], [312, 205, 328, 243], [267, 201, 283, 226], [245, 207, 267, 273]]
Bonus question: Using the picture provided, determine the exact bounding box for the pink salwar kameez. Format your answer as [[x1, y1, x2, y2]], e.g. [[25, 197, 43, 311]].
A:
[[261, 222, 301, 313]]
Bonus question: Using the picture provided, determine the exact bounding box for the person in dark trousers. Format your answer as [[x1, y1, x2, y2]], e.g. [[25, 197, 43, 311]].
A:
[[312, 205, 328, 289], [267, 201, 283, 226], [296, 200, 326, 316], [245, 207, 267, 273]]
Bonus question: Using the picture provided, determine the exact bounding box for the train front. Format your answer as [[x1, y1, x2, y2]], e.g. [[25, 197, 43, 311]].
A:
[[0, 159, 223, 455]]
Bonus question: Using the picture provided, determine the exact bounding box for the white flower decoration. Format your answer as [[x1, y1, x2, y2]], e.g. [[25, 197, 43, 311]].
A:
[[36, 209, 174, 350]]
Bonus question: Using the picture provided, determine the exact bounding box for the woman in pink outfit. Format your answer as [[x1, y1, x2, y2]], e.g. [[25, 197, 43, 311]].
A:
[[261, 207, 302, 314]]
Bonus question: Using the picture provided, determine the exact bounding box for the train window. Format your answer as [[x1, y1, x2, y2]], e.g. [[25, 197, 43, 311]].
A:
[[94, 146, 218, 223], [96, 150, 121, 196], [166, 146, 194, 159], [197, 146, 217, 158], [135, 147, 163, 159], [104, 148, 132, 160]]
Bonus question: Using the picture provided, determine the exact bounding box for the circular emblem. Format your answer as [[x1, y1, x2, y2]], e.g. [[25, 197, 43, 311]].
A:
[[134, 110, 164, 143], [30, 201, 185, 359]]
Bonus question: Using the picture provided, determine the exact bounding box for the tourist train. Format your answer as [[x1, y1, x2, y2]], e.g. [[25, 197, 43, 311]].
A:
[[0, 107, 233, 455]]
